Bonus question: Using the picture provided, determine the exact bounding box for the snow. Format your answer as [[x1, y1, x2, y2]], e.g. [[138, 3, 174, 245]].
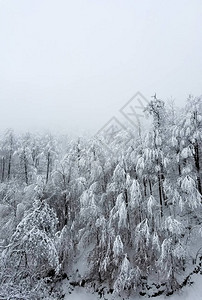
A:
[[166, 274, 202, 300], [64, 274, 202, 300], [65, 290, 97, 300]]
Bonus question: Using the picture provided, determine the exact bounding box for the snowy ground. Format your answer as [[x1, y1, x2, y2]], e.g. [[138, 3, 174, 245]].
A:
[[64, 274, 202, 300]]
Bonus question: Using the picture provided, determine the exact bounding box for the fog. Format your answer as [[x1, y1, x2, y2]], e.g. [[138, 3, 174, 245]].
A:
[[0, 0, 202, 136]]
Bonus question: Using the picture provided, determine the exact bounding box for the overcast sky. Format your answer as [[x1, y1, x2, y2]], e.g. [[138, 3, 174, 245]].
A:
[[0, 0, 202, 135]]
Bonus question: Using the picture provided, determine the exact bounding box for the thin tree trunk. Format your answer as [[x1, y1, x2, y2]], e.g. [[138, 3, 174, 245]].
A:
[[143, 178, 147, 197], [178, 163, 181, 176], [46, 152, 50, 184], [149, 179, 152, 195], [24, 150, 28, 185], [194, 143, 201, 194], [7, 151, 12, 180]]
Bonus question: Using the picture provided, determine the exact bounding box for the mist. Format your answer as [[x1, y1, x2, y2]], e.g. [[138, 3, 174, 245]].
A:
[[1, 0, 202, 136]]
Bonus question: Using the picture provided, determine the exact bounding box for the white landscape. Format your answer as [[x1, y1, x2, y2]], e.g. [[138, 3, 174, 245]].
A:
[[0, 96, 201, 299], [0, 1, 202, 299], [64, 275, 202, 300]]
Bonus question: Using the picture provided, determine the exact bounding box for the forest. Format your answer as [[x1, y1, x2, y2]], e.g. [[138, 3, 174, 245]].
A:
[[0, 95, 201, 299]]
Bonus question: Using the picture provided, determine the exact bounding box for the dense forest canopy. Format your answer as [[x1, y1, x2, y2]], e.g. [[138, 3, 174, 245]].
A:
[[0, 95, 201, 299]]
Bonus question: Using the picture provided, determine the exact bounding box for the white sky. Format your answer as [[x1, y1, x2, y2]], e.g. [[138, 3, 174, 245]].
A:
[[0, 0, 202, 135]]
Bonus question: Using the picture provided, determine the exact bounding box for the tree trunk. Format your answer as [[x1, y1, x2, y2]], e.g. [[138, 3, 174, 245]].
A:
[[194, 143, 201, 195], [24, 150, 28, 185], [158, 171, 163, 217], [143, 178, 147, 197], [7, 151, 12, 180], [46, 152, 50, 184], [149, 179, 152, 195]]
